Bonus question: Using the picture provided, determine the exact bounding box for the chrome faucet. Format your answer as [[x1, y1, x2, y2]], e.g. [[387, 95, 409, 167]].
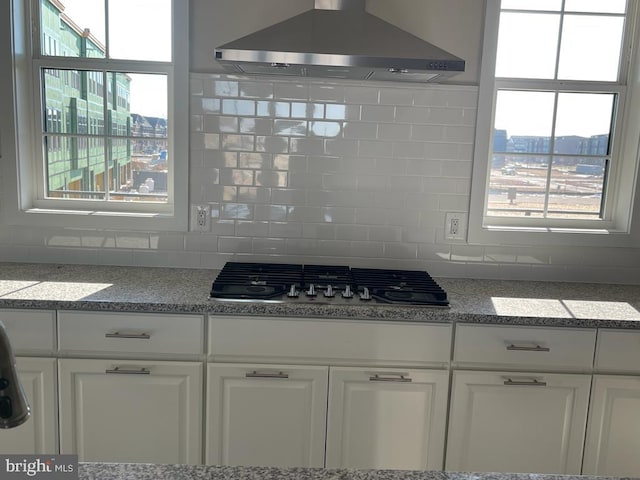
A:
[[0, 321, 30, 428]]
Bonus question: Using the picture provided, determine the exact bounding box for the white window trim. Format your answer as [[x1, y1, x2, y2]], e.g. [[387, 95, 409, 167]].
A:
[[468, 0, 640, 247], [0, 0, 189, 232]]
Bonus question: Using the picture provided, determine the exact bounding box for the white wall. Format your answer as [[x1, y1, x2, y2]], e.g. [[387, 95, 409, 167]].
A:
[[0, 0, 639, 284]]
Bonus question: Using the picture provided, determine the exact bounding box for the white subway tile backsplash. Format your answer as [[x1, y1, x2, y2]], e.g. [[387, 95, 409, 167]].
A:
[[239, 81, 274, 99], [221, 134, 254, 151], [302, 223, 336, 240], [383, 243, 418, 259], [236, 221, 270, 237], [395, 106, 429, 124], [344, 86, 379, 104], [290, 137, 324, 155], [211, 80, 239, 97], [358, 140, 393, 158], [238, 187, 271, 204], [222, 99, 256, 116], [343, 122, 378, 139], [257, 101, 291, 118], [269, 221, 303, 238], [291, 102, 324, 119], [379, 88, 414, 106], [309, 84, 345, 103], [218, 236, 253, 253], [256, 171, 288, 188], [10, 74, 635, 284], [378, 123, 412, 141], [275, 83, 309, 100], [350, 242, 384, 258], [253, 238, 287, 255], [324, 138, 357, 156], [361, 105, 395, 122], [256, 136, 290, 154]]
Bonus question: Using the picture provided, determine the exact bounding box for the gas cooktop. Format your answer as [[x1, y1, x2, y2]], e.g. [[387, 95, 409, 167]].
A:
[[210, 262, 449, 307]]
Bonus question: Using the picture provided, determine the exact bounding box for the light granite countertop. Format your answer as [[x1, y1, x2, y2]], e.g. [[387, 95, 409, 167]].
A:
[[1, 262, 639, 329], [77, 463, 636, 480]]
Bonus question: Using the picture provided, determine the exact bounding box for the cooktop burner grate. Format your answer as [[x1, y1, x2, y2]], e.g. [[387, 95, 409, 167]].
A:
[[210, 262, 448, 306]]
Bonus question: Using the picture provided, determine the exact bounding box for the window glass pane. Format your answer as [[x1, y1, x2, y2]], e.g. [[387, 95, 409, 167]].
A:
[[43, 69, 105, 134], [109, 138, 167, 202], [487, 155, 549, 217], [564, 0, 626, 14], [108, 0, 171, 61], [46, 136, 106, 199], [501, 0, 562, 11], [554, 93, 614, 155], [496, 13, 560, 78], [558, 15, 624, 81], [547, 157, 606, 218], [41, 0, 106, 58], [494, 90, 555, 154]]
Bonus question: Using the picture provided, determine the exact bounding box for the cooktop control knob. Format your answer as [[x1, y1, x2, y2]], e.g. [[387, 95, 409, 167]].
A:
[[342, 285, 354, 299], [324, 285, 335, 298], [287, 285, 299, 298], [306, 284, 317, 297], [360, 287, 371, 301]]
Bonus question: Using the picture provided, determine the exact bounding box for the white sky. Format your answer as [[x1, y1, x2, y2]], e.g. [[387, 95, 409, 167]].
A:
[[59, 0, 171, 118]]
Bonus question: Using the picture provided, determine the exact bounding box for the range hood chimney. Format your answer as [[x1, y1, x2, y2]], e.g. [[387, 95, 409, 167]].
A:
[[214, 0, 465, 83]]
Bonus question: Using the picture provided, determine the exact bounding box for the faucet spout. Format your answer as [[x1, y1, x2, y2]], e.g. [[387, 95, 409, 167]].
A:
[[0, 321, 30, 429]]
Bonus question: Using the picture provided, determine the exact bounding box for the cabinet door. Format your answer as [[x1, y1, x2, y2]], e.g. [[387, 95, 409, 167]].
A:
[[206, 363, 328, 467], [0, 358, 57, 454], [59, 359, 202, 464], [583, 375, 640, 476], [446, 371, 591, 474], [326, 367, 449, 470]]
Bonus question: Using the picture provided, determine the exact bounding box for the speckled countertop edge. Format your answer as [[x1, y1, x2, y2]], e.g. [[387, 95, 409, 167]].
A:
[[77, 463, 638, 480], [0, 262, 639, 329]]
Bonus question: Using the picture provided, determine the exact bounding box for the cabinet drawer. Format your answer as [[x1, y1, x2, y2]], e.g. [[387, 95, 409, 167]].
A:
[[58, 311, 204, 357], [595, 330, 640, 373], [453, 324, 596, 371], [209, 316, 452, 367], [0, 309, 56, 354]]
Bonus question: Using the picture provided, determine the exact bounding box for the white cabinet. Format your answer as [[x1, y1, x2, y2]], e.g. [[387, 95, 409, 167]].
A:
[[446, 370, 591, 474], [583, 375, 640, 476], [0, 357, 57, 454], [326, 367, 449, 470], [454, 324, 596, 372], [206, 363, 328, 468], [58, 358, 202, 464], [58, 311, 204, 359], [0, 309, 56, 355]]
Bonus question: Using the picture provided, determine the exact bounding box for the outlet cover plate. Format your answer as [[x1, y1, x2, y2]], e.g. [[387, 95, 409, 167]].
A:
[[445, 212, 467, 240], [191, 205, 211, 232]]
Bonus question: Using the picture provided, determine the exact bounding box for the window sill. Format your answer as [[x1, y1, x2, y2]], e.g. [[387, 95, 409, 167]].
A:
[[468, 220, 639, 248], [5, 208, 187, 232]]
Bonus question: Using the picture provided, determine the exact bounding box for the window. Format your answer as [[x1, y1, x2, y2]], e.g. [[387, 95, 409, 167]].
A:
[[0, 0, 188, 230], [469, 0, 640, 245]]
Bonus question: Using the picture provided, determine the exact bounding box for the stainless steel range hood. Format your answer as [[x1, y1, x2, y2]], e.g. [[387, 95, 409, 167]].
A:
[[214, 0, 465, 83]]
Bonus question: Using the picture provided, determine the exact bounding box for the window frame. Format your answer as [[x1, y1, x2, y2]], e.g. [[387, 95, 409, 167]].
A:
[[468, 0, 640, 247], [0, 0, 188, 231]]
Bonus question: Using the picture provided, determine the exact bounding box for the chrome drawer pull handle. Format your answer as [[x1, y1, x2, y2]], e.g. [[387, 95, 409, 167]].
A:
[[105, 332, 151, 339], [506, 344, 550, 352], [503, 378, 547, 387], [245, 371, 289, 379], [369, 374, 413, 383], [105, 367, 151, 375]]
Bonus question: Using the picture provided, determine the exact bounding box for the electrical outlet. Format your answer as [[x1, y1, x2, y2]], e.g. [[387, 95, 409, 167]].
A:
[[191, 205, 210, 232], [445, 212, 467, 240]]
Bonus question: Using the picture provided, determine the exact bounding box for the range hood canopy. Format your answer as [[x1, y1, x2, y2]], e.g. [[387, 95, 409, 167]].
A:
[[215, 0, 465, 83]]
